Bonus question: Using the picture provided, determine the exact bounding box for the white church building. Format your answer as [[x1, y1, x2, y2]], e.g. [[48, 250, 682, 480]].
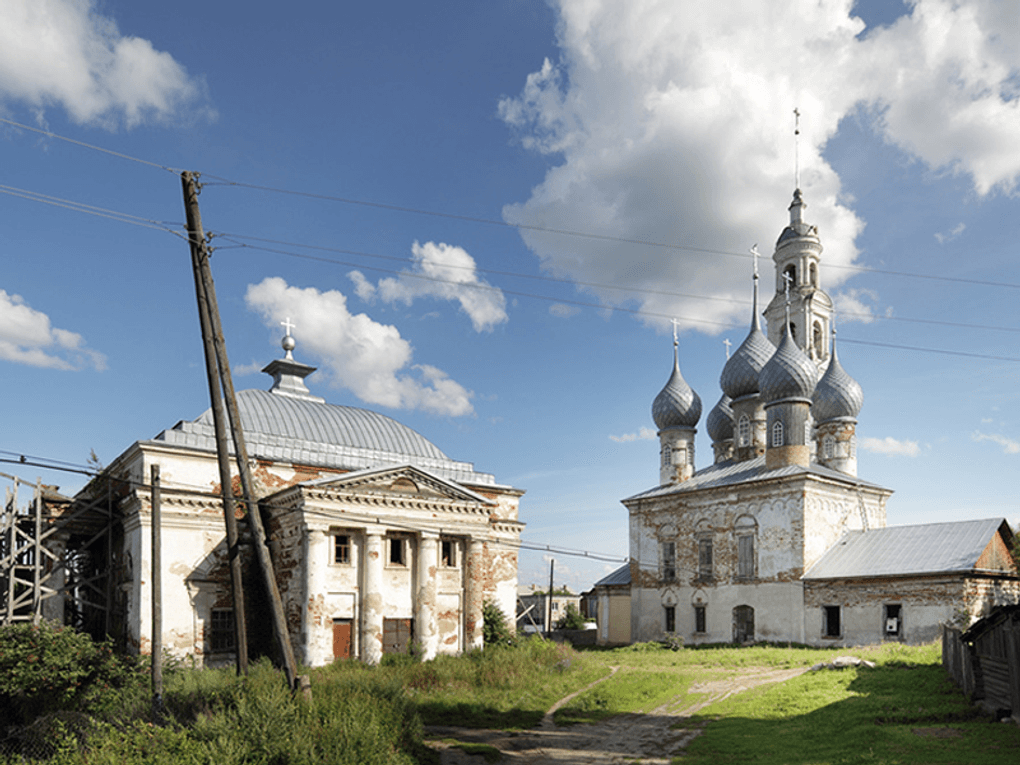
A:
[[622, 189, 1019, 647], [59, 334, 524, 666]]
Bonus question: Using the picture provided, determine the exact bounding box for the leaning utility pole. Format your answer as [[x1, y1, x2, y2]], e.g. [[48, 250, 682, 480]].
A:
[[181, 172, 298, 689]]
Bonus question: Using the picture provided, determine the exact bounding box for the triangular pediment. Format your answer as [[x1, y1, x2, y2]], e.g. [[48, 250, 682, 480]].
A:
[[302, 464, 493, 505]]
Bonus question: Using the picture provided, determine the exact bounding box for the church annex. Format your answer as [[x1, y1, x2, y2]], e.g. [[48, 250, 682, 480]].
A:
[[56, 333, 524, 666], [623, 189, 1019, 647]]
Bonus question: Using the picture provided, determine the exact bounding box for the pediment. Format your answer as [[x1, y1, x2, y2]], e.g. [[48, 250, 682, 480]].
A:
[[305, 464, 493, 506]]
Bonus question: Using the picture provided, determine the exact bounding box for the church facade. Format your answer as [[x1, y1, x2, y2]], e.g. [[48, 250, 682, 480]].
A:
[[623, 190, 1019, 647], [61, 335, 523, 666]]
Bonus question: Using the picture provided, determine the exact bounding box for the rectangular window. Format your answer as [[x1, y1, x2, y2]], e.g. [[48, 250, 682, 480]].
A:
[[694, 605, 706, 633], [441, 539, 457, 568], [210, 609, 234, 652], [698, 538, 713, 580], [389, 537, 405, 566], [334, 534, 351, 564], [662, 541, 676, 582], [664, 605, 676, 633], [823, 605, 841, 638], [884, 604, 902, 638], [737, 535, 754, 579]]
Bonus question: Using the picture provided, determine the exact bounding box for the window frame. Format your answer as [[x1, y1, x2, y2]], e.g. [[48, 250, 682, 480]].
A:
[[441, 538, 458, 568], [823, 605, 841, 639], [388, 535, 407, 567], [664, 605, 676, 633], [736, 534, 755, 579], [771, 420, 784, 447], [738, 414, 751, 447], [661, 541, 676, 582], [209, 608, 235, 653], [884, 604, 902, 639], [334, 533, 352, 565], [697, 536, 714, 581], [694, 605, 706, 634]]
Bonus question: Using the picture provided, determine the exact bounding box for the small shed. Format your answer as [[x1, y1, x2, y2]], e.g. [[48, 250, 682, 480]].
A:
[[961, 604, 1020, 721], [592, 564, 631, 646]]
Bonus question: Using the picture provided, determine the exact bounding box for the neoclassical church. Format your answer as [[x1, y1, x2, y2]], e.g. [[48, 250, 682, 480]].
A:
[[56, 333, 524, 666], [621, 190, 1019, 647]]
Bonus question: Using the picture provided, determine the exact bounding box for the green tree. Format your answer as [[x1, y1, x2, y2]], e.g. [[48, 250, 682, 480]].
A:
[[482, 600, 516, 646], [555, 603, 587, 630]]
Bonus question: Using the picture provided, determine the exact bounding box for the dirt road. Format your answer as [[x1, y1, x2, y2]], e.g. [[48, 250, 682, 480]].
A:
[[426, 666, 808, 764]]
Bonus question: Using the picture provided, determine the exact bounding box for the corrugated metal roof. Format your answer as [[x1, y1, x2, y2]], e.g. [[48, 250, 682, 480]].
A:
[[624, 455, 887, 502], [803, 518, 1009, 579], [154, 388, 495, 485], [594, 563, 631, 587]]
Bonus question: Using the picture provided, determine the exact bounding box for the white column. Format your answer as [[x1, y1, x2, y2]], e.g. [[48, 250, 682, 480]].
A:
[[415, 532, 439, 660], [464, 538, 485, 651], [361, 532, 385, 664], [303, 528, 329, 665]]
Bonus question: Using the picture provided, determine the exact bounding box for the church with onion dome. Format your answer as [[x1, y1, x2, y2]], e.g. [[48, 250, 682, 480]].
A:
[[615, 189, 1019, 647], [59, 331, 524, 667]]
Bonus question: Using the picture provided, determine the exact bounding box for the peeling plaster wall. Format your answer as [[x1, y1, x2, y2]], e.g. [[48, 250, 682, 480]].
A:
[[626, 473, 890, 645]]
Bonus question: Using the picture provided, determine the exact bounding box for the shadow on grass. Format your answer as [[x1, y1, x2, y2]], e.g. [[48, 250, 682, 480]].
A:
[[415, 698, 543, 729], [680, 663, 1019, 765]]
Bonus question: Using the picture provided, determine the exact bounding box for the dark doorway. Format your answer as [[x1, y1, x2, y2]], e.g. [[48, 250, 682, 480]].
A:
[[383, 618, 414, 654], [733, 605, 754, 643]]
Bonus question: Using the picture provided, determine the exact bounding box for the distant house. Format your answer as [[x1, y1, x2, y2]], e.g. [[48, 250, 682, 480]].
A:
[[516, 585, 579, 632]]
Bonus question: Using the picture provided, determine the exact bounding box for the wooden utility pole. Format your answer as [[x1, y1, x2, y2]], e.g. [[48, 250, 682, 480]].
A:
[[547, 559, 555, 633], [150, 465, 165, 718], [181, 172, 299, 690]]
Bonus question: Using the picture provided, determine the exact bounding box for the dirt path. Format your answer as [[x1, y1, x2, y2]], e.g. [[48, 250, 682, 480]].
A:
[[426, 666, 807, 764]]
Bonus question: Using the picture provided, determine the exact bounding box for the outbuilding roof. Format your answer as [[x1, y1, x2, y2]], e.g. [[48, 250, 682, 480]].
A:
[[803, 518, 1014, 580], [594, 563, 631, 587]]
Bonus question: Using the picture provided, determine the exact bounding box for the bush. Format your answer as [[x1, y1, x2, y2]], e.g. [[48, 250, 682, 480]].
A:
[[555, 604, 587, 631], [0, 621, 142, 728], [482, 601, 515, 647]]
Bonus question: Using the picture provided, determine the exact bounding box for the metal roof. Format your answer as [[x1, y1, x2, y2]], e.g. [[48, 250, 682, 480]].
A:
[[594, 563, 631, 587], [803, 518, 1010, 579], [624, 455, 887, 502], [154, 388, 495, 485]]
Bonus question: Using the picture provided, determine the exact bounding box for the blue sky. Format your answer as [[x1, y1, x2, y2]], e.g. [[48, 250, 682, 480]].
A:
[[2, 0, 1020, 593]]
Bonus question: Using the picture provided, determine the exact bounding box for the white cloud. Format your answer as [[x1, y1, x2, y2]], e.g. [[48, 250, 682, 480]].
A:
[[500, 0, 1020, 332], [0, 289, 105, 370], [971, 431, 1020, 455], [0, 0, 213, 128], [859, 436, 921, 457], [609, 427, 657, 443], [245, 277, 474, 416], [549, 303, 580, 319], [934, 222, 966, 244], [833, 288, 882, 324], [350, 241, 507, 332]]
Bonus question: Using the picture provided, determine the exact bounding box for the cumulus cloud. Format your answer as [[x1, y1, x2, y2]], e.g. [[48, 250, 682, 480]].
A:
[[549, 303, 580, 319], [859, 436, 921, 457], [350, 241, 507, 332], [245, 277, 474, 416], [609, 427, 657, 443], [971, 431, 1020, 455], [0, 0, 213, 128], [0, 289, 105, 370], [833, 288, 883, 324], [934, 222, 966, 244], [500, 0, 1020, 332]]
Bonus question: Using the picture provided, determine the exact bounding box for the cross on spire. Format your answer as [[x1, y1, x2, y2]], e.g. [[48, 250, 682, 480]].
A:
[[671, 318, 680, 348], [723, 338, 732, 359], [750, 244, 760, 279], [281, 317, 296, 336], [794, 107, 801, 191]]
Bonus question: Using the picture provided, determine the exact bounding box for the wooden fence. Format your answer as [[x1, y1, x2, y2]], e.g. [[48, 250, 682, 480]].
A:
[[943, 610, 1020, 723]]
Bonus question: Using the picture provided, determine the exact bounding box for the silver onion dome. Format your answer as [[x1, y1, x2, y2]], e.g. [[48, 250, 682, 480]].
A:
[[759, 327, 817, 403], [706, 394, 734, 442], [720, 326, 774, 399], [812, 342, 863, 422], [652, 348, 702, 429]]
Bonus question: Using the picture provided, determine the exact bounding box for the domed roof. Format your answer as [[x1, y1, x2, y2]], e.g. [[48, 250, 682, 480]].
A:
[[759, 327, 817, 403], [812, 342, 863, 422], [706, 394, 734, 442], [652, 348, 702, 429], [721, 270, 775, 399]]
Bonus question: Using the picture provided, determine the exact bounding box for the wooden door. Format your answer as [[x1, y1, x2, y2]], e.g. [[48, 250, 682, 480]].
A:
[[333, 619, 352, 659], [383, 618, 413, 654]]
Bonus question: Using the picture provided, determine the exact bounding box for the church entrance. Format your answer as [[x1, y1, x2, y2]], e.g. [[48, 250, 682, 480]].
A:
[[332, 619, 352, 659], [733, 605, 754, 643]]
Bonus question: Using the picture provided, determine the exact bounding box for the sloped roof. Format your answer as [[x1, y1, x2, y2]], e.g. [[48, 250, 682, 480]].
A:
[[624, 455, 887, 503], [594, 563, 631, 587], [803, 518, 1013, 579]]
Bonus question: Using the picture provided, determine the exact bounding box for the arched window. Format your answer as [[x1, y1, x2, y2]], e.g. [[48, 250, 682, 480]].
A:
[[823, 434, 835, 459], [661, 445, 671, 467], [738, 414, 751, 447], [771, 421, 784, 447], [810, 262, 818, 287], [813, 321, 823, 356]]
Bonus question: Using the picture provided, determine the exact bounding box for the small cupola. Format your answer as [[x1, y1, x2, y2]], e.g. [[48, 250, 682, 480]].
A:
[[261, 319, 326, 403], [706, 393, 735, 464], [760, 304, 817, 470], [812, 330, 863, 476], [653, 328, 701, 486]]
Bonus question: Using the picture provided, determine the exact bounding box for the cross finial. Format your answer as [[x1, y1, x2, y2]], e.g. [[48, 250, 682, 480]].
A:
[[280, 317, 297, 360], [723, 338, 732, 359], [750, 244, 760, 279], [793, 107, 801, 191], [782, 270, 794, 327], [281, 317, 295, 336], [671, 318, 680, 348]]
